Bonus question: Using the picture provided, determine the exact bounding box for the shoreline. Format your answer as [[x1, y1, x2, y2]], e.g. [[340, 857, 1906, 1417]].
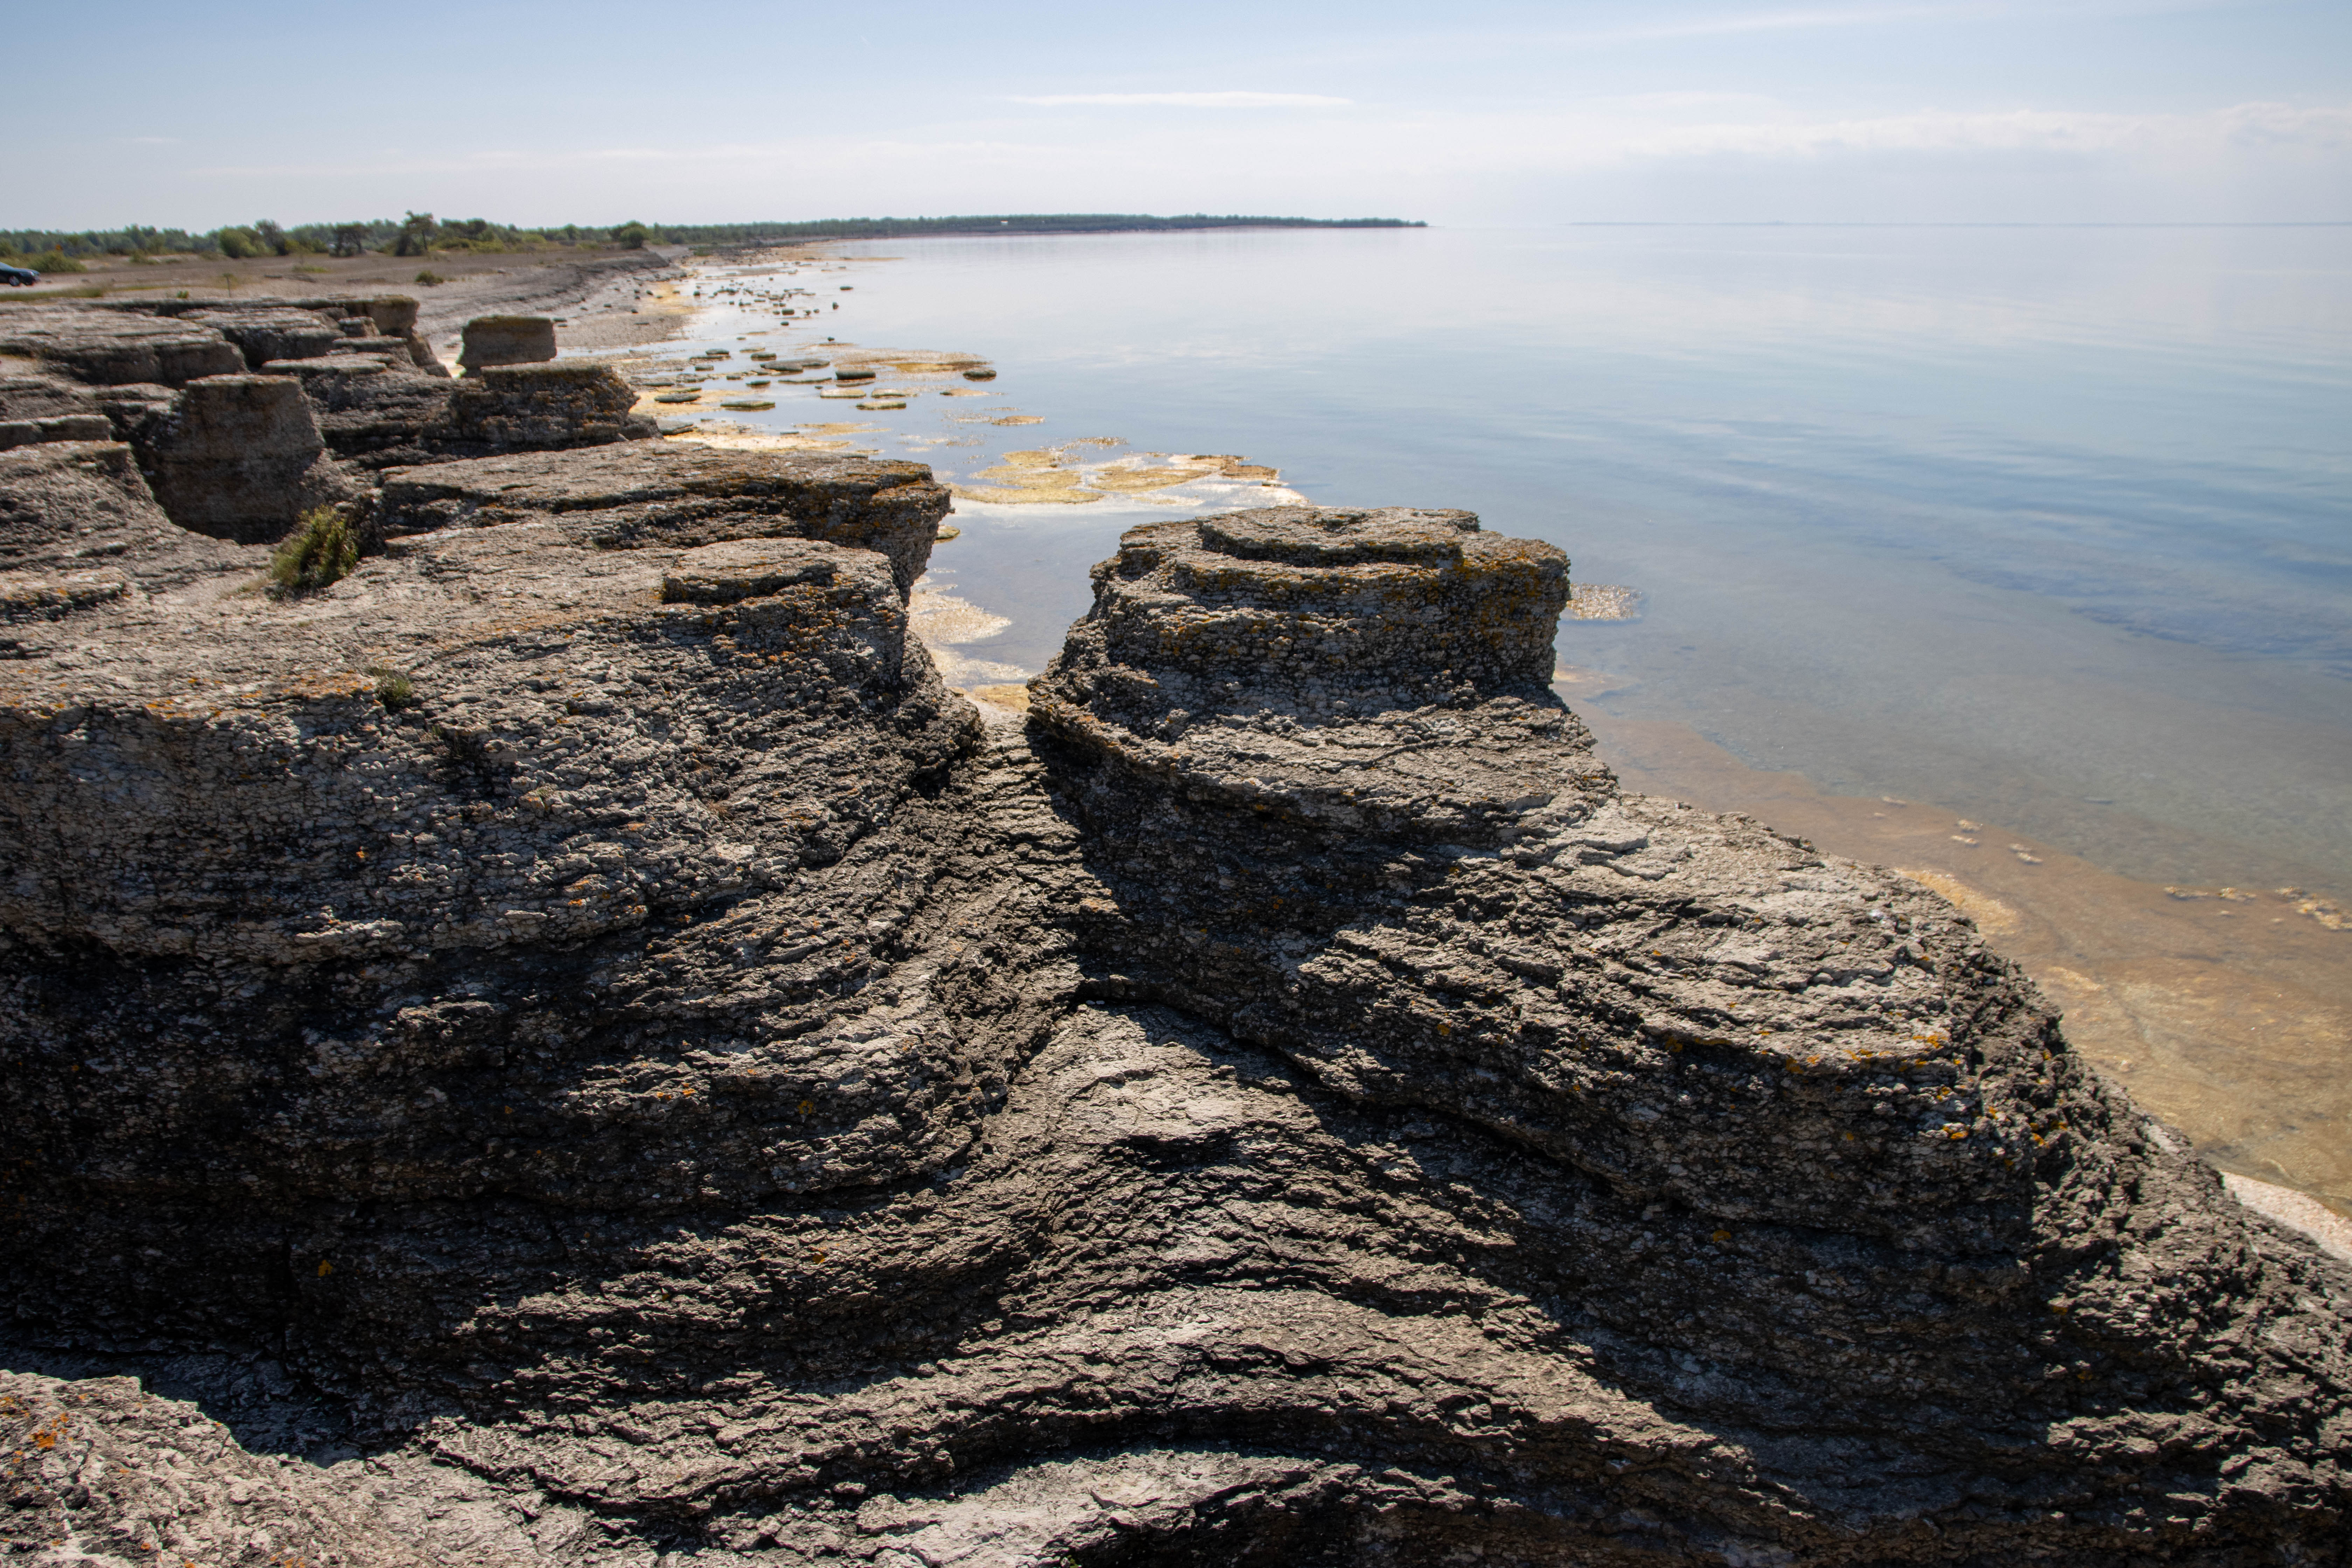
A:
[[564, 241, 2350, 1221]]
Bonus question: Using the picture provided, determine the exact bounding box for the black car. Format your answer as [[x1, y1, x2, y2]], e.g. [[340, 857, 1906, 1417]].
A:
[[0, 264, 39, 286]]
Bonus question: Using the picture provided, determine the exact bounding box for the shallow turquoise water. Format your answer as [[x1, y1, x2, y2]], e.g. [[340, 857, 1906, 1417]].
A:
[[678, 227, 2352, 894]]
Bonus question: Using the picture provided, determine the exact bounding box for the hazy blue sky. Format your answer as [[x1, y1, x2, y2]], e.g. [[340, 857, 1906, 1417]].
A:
[[10, 0, 2348, 228]]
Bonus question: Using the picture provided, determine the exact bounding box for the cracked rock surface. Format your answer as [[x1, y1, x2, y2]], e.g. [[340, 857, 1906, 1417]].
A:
[[1, 487, 2345, 1565]]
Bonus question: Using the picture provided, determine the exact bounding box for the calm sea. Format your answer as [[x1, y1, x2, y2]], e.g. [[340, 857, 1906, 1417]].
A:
[[668, 225, 2352, 899]]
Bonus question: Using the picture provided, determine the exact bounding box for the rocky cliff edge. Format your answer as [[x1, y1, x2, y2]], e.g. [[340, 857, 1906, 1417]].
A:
[[1, 462, 2345, 1566]]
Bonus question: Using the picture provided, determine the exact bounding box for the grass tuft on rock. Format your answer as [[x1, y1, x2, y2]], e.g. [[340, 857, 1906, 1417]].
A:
[[366, 665, 418, 709], [268, 506, 360, 598]]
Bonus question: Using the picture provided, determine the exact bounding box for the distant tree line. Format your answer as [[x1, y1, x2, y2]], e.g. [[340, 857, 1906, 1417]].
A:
[[0, 211, 1421, 270]]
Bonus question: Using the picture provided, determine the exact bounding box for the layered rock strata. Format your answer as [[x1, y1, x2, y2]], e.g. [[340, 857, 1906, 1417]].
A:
[[460, 313, 561, 374], [0, 484, 2345, 1566], [376, 441, 952, 592], [133, 371, 362, 542], [4, 303, 655, 536]]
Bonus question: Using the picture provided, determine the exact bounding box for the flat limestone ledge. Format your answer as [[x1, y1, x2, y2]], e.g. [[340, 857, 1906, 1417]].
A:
[[0, 525, 970, 966], [375, 441, 950, 595], [0, 308, 246, 387]]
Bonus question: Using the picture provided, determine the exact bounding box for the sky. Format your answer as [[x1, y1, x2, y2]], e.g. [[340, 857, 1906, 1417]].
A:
[[7, 0, 2349, 229]]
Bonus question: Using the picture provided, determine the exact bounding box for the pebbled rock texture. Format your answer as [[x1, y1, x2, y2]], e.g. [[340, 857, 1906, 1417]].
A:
[[0, 492, 2344, 1566]]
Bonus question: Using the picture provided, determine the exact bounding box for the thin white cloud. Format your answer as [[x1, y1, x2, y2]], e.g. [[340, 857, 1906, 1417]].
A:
[[1561, 3, 1991, 44], [1008, 92, 1351, 109], [1609, 101, 2352, 160]]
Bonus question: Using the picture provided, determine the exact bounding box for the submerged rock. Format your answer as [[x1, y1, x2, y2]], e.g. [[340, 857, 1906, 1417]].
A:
[[0, 483, 2341, 1565]]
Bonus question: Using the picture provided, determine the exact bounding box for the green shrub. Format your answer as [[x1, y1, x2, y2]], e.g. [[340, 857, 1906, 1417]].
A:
[[25, 249, 85, 274], [215, 227, 263, 259], [269, 506, 360, 597], [414, 270, 444, 285], [611, 221, 651, 250], [367, 666, 418, 709]]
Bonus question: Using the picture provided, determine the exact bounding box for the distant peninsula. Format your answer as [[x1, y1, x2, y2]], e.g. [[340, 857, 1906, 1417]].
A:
[[666, 213, 1428, 243], [1, 212, 1425, 269]]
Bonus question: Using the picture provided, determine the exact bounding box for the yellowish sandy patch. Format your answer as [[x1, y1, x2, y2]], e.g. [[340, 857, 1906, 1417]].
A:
[[1896, 869, 2022, 936], [1084, 456, 1226, 493], [2225, 1173, 2352, 1261], [950, 444, 1290, 508], [910, 590, 1012, 645], [909, 585, 1026, 683], [963, 684, 1032, 714], [1569, 584, 1642, 620], [665, 429, 852, 454]]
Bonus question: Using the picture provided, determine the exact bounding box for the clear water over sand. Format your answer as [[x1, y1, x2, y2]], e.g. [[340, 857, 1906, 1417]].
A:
[[635, 226, 2352, 1206]]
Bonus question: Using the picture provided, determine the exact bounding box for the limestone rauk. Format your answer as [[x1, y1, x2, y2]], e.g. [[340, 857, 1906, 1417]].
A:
[[0, 300, 2345, 1566]]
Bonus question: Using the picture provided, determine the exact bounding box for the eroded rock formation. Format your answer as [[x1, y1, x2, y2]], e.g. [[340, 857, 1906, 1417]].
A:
[[1, 301, 647, 536], [460, 314, 561, 374], [0, 444, 2345, 1564]]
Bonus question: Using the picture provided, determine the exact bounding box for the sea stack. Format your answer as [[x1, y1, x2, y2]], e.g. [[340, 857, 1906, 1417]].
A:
[[0, 344, 2343, 1561]]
